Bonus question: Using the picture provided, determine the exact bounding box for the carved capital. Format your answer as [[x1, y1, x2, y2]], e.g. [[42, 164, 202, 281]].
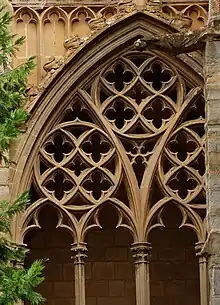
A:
[[131, 242, 152, 264], [195, 241, 209, 263], [71, 243, 88, 265], [10, 243, 29, 268]]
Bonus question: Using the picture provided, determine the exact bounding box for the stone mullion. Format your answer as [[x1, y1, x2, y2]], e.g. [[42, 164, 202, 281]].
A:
[[196, 243, 208, 305], [71, 243, 88, 305], [199, 255, 209, 305], [131, 242, 152, 305]]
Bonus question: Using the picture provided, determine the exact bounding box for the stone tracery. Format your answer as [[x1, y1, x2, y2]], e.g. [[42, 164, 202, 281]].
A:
[[26, 49, 206, 245], [10, 9, 209, 305]]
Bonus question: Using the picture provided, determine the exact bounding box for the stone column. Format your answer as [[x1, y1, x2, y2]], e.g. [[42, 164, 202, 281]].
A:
[[71, 242, 88, 305], [131, 242, 152, 305], [195, 242, 208, 305], [205, 10, 220, 305]]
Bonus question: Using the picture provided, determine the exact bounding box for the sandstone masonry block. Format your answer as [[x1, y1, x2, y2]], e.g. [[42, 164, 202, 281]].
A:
[[54, 282, 74, 298], [105, 247, 127, 261], [109, 280, 124, 297], [114, 262, 133, 280], [93, 262, 115, 279], [86, 280, 109, 297]]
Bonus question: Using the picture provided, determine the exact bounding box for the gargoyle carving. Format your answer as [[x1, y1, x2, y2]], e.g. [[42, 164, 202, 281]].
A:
[[134, 22, 220, 54], [171, 12, 192, 29]]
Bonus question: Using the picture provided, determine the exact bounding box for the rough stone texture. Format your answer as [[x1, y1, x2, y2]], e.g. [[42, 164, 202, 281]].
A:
[[5, 1, 214, 304], [205, 31, 220, 305], [0, 165, 9, 200]]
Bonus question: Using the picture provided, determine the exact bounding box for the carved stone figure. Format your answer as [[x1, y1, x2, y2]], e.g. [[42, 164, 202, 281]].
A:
[[88, 12, 106, 32], [171, 11, 192, 29], [39, 56, 64, 90], [134, 23, 220, 54], [64, 35, 83, 58], [117, 0, 136, 16], [26, 85, 40, 102]]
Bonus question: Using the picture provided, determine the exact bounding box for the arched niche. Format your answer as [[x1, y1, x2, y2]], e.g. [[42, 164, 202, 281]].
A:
[[148, 204, 200, 305], [85, 204, 136, 305], [24, 205, 75, 305]]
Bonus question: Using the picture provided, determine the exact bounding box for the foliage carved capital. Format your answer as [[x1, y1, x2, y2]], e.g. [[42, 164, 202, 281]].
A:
[[131, 242, 152, 264], [71, 243, 88, 265]]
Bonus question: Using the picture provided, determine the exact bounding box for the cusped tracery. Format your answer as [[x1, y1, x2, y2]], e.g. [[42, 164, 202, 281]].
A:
[[30, 49, 205, 242], [35, 104, 121, 208]]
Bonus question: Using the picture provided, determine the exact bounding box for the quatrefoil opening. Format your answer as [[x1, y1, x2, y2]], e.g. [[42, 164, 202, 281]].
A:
[[104, 63, 134, 92], [143, 98, 174, 129], [82, 170, 113, 200], [66, 156, 90, 177], [44, 171, 75, 201], [105, 99, 136, 130], [168, 131, 198, 162], [44, 133, 74, 163], [143, 62, 173, 91], [168, 169, 198, 199], [81, 133, 111, 163]]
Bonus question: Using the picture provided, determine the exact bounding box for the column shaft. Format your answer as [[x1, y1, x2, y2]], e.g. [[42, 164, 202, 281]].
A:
[[131, 242, 151, 305], [71, 243, 88, 305]]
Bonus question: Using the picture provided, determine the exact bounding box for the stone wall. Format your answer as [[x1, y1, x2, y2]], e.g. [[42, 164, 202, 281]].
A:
[[24, 204, 201, 305], [24, 206, 75, 305], [149, 205, 200, 305], [86, 228, 135, 305], [24, 205, 136, 305]]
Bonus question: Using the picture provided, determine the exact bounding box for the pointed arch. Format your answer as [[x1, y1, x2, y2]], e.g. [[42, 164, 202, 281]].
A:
[[10, 12, 205, 246]]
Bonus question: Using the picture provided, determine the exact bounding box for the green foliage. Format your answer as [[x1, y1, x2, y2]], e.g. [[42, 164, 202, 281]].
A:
[[0, 6, 45, 305], [0, 260, 45, 305], [0, 193, 45, 305], [0, 6, 35, 161]]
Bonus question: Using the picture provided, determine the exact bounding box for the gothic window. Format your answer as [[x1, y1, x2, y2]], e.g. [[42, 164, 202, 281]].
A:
[[24, 48, 206, 305]]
